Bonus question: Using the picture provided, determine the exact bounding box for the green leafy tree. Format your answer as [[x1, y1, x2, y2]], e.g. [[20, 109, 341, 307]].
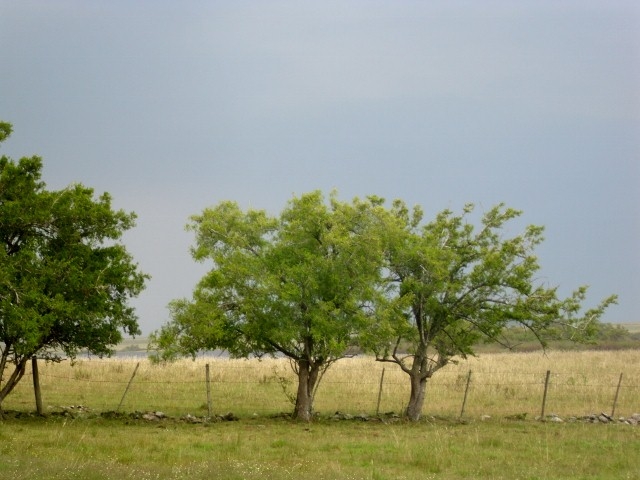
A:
[[150, 191, 387, 421], [0, 122, 12, 143], [0, 123, 148, 413], [364, 201, 617, 421]]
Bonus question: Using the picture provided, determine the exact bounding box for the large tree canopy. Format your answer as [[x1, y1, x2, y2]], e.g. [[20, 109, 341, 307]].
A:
[[363, 201, 617, 420], [0, 123, 148, 411], [150, 191, 388, 421], [151, 190, 616, 422]]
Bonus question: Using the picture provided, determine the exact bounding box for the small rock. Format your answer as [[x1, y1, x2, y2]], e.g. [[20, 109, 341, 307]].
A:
[[331, 411, 353, 420], [221, 412, 238, 421], [182, 414, 203, 424], [480, 415, 491, 421]]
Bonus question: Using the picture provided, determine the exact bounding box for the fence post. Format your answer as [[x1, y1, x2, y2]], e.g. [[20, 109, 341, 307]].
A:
[[459, 370, 472, 419], [31, 356, 43, 415], [375, 368, 386, 416], [540, 370, 551, 421], [206, 363, 212, 418], [117, 362, 140, 412], [611, 373, 623, 418]]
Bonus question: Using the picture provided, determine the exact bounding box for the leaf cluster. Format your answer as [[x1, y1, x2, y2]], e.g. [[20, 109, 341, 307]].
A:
[[365, 202, 617, 378], [152, 193, 617, 378], [150, 191, 389, 365], [1, 124, 149, 399]]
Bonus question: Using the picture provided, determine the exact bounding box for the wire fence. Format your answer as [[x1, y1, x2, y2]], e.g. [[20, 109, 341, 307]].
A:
[[3, 354, 639, 421]]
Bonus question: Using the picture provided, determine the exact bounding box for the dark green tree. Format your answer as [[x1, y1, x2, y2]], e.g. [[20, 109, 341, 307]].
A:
[[0, 123, 148, 413], [364, 201, 617, 421], [150, 191, 387, 421]]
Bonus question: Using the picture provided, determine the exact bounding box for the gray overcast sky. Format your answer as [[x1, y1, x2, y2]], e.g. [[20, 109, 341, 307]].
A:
[[1, 1, 639, 334]]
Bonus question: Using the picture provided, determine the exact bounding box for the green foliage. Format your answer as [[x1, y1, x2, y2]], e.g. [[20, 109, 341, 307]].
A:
[[0, 122, 12, 143], [151, 190, 617, 421], [0, 122, 148, 407], [480, 322, 640, 352], [150, 191, 390, 418], [593, 322, 633, 342], [369, 202, 617, 369], [362, 201, 617, 419]]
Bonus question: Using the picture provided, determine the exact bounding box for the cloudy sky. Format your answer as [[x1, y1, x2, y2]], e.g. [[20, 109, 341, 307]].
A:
[[1, 1, 638, 334]]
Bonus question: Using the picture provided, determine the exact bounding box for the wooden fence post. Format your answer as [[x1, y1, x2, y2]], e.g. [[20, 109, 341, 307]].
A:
[[540, 370, 551, 421], [117, 362, 140, 412], [32, 356, 43, 415], [375, 368, 386, 416], [459, 370, 472, 419], [206, 363, 212, 418], [611, 373, 623, 418]]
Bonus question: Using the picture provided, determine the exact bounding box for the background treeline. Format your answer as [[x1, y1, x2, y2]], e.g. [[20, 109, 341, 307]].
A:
[[116, 321, 640, 355], [476, 322, 640, 353]]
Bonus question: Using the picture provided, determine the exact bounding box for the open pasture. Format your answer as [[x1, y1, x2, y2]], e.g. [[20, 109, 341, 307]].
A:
[[1, 411, 639, 479], [3, 350, 639, 420], [2, 350, 639, 479]]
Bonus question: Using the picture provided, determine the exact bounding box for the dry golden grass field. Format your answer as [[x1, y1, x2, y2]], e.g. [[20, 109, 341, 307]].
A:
[[2, 349, 640, 480], [3, 349, 639, 420]]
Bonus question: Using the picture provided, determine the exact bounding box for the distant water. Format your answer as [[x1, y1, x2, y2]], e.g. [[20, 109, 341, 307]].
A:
[[112, 349, 230, 359]]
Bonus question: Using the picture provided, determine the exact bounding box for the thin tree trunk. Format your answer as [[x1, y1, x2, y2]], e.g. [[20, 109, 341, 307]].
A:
[[0, 356, 29, 413]]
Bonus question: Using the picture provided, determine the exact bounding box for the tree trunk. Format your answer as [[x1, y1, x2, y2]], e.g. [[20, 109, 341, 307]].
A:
[[0, 356, 29, 415], [405, 372, 428, 421], [293, 360, 319, 421]]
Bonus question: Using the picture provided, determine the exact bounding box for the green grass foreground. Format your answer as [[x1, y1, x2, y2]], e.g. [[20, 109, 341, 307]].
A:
[[1, 415, 639, 480]]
